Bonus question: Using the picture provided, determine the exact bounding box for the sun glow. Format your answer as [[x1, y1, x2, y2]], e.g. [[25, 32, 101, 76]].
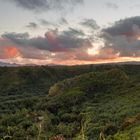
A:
[[137, 36, 140, 40], [87, 43, 103, 55], [4, 47, 21, 58]]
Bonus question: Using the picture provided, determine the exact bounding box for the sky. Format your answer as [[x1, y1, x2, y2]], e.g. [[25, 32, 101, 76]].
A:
[[0, 0, 140, 65]]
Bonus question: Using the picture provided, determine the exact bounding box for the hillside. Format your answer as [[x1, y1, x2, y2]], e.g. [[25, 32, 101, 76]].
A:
[[0, 65, 99, 114], [0, 64, 140, 140]]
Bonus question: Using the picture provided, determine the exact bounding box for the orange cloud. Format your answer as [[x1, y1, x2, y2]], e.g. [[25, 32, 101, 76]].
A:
[[4, 47, 20, 58]]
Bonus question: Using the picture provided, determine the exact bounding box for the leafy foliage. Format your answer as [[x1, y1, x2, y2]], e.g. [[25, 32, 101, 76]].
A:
[[0, 64, 140, 139]]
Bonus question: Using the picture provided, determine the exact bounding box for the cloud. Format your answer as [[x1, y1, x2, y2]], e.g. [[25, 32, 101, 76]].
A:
[[103, 16, 140, 37], [1, 28, 92, 53], [2, 32, 29, 46], [0, 27, 131, 64], [62, 27, 85, 37], [0, 38, 54, 60], [102, 33, 140, 57], [40, 19, 51, 26], [59, 17, 68, 25], [19, 47, 51, 60], [0, 25, 94, 64], [80, 19, 100, 29], [105, 2, 118, 10], [9, 0, 84, 12], [25, 22, 39, 29], [2, 32, 29, 40], [39, 19, 58, 27], [0, 46, 20, 59], [1, 17, 139, 65], [102, 16, 140, 57], [39, 18, 68, 28]]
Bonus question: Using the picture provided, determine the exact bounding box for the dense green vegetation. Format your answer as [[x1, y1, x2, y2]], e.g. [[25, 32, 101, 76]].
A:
[[0, 64, 140, 140]]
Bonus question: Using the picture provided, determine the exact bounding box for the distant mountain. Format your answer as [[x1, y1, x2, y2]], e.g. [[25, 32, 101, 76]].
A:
[[0, 62, 19, 67], [0, 61, 139, 67], [0, 62, 37, 67]]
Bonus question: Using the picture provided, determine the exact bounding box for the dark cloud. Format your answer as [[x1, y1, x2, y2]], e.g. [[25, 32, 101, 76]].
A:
[[62, 27, 85, 37], [19, 47, 51, 60], [12, 0, 47, 11], [59, 17, 68, 25], [102, 33, 140, 57], [40, 19, 51, 26], [9, 0, 84, 12], [2, 32, 29, 46], [2, 32, 29, 44], [2, 29, 92, 53], [102, 16, 140, 57], [103, 16, 140, 37], [0, 27, 93, 63], [25, 22, 39, 29], [0, 36, 52, 60], [1, 16, 139, 64], [105, 2, 118, 10], [80, 19, 100, 29], [39, 19, 58, 27], [39, 18, 68, 28]]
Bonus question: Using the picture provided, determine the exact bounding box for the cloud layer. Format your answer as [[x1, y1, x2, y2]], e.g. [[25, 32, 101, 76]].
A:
[[102, 16, 140, 57], [9, 0, 83, 12], [80, 19, 99, 29], [0, 26, 92, 64], [0, 17, 140, 65], [2, 29, 91, 52]]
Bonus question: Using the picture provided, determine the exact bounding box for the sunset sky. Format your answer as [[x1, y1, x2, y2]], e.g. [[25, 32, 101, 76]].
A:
[[0, 0, 140, 65]]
